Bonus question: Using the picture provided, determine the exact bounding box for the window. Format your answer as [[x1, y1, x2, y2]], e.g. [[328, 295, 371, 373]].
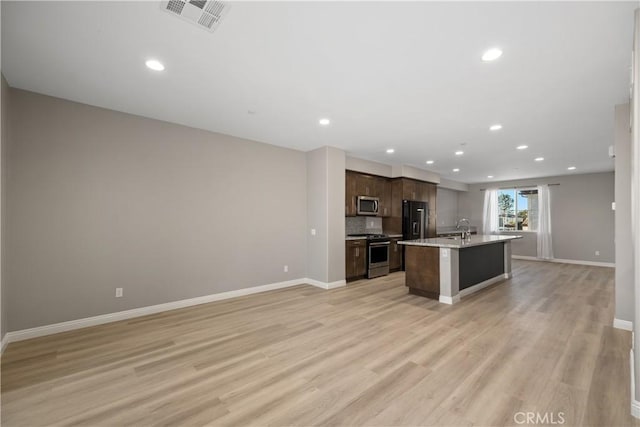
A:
[[497, 188, 538, 231]]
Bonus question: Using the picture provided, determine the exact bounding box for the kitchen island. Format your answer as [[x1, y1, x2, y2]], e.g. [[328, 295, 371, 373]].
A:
[[398, 235, 522, 304]]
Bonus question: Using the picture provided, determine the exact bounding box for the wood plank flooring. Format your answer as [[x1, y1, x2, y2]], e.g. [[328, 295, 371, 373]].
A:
[[1, 260, 638, 426]]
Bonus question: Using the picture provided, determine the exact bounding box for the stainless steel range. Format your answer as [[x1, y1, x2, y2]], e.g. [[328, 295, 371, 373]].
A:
[[348, 234, 390, 278]]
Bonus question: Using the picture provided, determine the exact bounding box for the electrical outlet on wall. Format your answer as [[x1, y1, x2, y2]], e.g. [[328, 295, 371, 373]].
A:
[[284, 265, 288, 273], [595, 251, 600, 256], [115, 288, 123, 298], [310, 229, 316, 236]]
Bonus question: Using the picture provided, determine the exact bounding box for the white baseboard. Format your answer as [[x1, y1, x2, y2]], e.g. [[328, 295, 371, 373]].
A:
[[2, 277, 344, 349], [458, 273, 510, 299], [438, 295, 460, 305], [614, 318, 634, 331], [512, 255, 543, 262], [633, 399, 640, 419], [303, 278, 347, 290], [632, 348, 640, 419], [1, 333, 8, 354], [553, 258, 615, 268], [511, 255, 615, 268]]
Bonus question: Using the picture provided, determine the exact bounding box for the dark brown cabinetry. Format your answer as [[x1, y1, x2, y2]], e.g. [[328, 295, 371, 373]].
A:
[[402, 179, 418, 201], [345, 170, 438, 278], [424, 183, 436, 237], [391, 178, 437, 238], [390, 237, 402, 271], [346, 239, 367, 280], [345, 171, 358, 216], [356, 174, 375, 196], [405, 245, 440, 299], [346, 171, 437, 235], [378, 179, 392, 217], [345, 170, 391, 217]]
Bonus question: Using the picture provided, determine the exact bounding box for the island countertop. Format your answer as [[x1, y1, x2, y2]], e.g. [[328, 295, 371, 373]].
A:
[[398, 234, 522, 249]]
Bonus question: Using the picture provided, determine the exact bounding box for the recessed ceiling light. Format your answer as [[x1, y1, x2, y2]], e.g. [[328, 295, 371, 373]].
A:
[[145, 59, 165, 71], [426, 160, 434, 165], [535, 157, 544, 162], [487, 175, 494, 178], [453, 168, 460, 172], [489, 124, 502, 131], [516, 145, 528, 150], [318, 118, 331, 126], [567, 166, 577, 171], [386, 148, 395, 154], [482, 48, 503, 62], [455, 150, 464, 156]]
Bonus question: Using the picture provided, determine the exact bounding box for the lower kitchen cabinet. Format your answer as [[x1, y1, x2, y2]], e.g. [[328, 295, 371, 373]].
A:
[[390, 237, 402, 271], [346, 239, 367, 280]]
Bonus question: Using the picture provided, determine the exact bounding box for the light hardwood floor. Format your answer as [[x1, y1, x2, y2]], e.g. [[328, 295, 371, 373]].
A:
[[1, 260, 638, 426]]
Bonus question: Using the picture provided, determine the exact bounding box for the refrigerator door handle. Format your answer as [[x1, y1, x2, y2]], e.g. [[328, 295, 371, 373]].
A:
[[412, 222, 418, 234], [418, 209, 425, 239]]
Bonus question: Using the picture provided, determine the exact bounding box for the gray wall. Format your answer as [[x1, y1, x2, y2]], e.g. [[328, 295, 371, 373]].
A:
[[458, 172, 615, 263], [327, 147, 346, 283], [306, 146, 345, 284], [633, 8, 640, 402], [435, 187, 459, 227], [1, 75, 6, 340], [614, 103, 633, 322], [6, 88, 308, 331], [306, 148, 329, 283]]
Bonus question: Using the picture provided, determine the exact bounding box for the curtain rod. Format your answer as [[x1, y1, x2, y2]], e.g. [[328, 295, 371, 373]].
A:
[[479, 183, 560, 191]]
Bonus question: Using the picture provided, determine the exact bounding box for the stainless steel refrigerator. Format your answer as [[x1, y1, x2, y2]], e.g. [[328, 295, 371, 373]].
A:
[[402, 200, 428, 270]]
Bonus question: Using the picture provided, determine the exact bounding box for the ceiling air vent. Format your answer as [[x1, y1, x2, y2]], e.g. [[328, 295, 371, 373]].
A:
[[161, 0, 230, 32]]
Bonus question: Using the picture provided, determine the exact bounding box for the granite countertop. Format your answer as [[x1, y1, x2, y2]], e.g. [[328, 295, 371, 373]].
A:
[[398, 234, 522, 249], [436, 226, 478, 235]]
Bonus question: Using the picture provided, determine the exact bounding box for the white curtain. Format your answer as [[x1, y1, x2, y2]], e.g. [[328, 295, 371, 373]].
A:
[[537, 184, 554, 259], [482, 189, 499, 235]]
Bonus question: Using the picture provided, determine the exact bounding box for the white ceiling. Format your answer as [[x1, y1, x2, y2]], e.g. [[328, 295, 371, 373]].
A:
[[2, 1, 636, 184]]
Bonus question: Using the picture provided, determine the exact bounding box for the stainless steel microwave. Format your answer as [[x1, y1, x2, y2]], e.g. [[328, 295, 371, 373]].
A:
[[357, 196, 379, 216]]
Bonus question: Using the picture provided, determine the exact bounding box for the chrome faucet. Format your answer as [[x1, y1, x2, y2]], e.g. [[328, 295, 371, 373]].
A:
[[456, 218, 471, 240]]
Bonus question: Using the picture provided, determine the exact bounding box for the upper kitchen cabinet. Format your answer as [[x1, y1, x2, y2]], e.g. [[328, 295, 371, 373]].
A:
[[345, 170, 391, 217], [418, 181, 431, 202], [378, 178, 392, 217], [356, 173, 375, 196], [345, 170, 358, 216], [402, 179, 419, 201], [399, 178, 435, 203], [427, 185, 436, 237]]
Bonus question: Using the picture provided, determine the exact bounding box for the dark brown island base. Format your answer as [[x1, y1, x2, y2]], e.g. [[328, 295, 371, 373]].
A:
[[398, 235, 522, 304]]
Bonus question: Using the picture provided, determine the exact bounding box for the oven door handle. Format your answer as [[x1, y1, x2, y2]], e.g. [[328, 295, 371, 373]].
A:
[[370, 242, 390, 246]]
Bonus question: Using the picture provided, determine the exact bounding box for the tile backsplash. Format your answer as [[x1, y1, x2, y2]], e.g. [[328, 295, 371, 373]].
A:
[[346, 216, 383, 235]]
